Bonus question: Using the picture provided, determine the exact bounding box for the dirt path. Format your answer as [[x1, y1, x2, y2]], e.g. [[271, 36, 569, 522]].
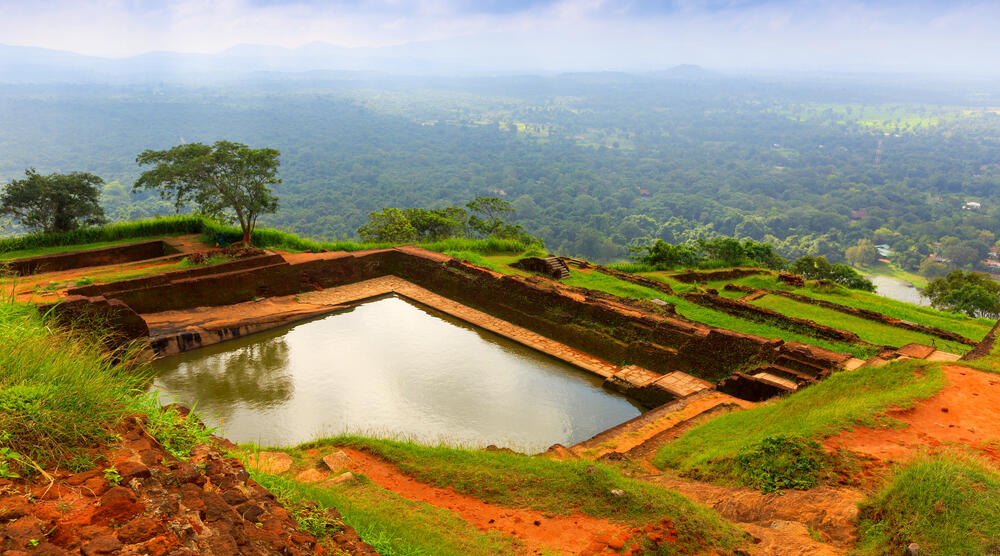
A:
[[825, 365, 1000, 465], [337, 448, 639, 555], [639, 474, 859, 554]]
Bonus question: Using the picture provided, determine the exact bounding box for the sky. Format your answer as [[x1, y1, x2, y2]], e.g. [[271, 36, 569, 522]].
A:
[[1, 0, 999, 74]]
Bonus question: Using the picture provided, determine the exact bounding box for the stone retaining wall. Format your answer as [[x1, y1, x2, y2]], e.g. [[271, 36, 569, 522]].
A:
[[68, 253, 286, 298], [7, 240, 175, 276], [668, 268, 765, 284]]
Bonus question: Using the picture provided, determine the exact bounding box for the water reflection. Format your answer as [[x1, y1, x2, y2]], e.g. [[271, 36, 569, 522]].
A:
[[151, 296, 642, 453]]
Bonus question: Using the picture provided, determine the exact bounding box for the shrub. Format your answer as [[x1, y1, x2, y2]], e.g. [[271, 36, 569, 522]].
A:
[[735, 435, 824, 493]]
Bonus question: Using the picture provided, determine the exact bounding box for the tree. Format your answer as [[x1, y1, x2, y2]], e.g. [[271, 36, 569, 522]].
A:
[[923, 270, 1000, 318], [845, 239, 878, 268], [357, 208, 417, 243], [0, 169, 106, 234], [134, 141, 280, 245]]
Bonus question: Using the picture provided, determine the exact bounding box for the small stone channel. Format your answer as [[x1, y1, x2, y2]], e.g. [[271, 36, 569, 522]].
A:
[[150, 295, 642, 453]]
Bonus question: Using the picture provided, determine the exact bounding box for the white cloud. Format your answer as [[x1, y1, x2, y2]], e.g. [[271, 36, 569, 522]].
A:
[[0, 0, 998, 74]]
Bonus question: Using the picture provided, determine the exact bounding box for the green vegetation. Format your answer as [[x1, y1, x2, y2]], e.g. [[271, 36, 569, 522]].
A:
[[752, 294, 970, 353], [923, 270, 1000, 318], [5, 78, 1000, 265], [0, 237, 157, 261], [0, 300, 149, 465], [287, 436, 743, 553], [790, 256, 875, 292], [857, 453, 1000, 555], [722, 273, 993, 341], [135, 141, 281, 245], [0, 214, 206, 254], [562, 269, 879, 359], [254, 473, 521, 556], [0, 215, 536, 262], [359, 196, 538, 245], [654, 359, 945, 486], [632, 237, 784, 270], [0, 169, 106, 234], [734, 436, 825, 494], [0, 297, 211, 472]]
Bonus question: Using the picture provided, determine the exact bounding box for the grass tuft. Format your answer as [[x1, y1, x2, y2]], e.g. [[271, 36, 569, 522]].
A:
[[857, 452, 1000, 555]]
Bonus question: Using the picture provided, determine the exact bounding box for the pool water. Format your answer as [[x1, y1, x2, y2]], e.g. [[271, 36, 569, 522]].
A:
[[151, 295, 642, 453]]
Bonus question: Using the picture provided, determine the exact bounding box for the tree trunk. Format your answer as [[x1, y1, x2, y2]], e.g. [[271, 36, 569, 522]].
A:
[[242, 226, 253, 246]]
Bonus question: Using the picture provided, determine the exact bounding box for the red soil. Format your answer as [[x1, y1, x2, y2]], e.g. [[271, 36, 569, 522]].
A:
[[825, 365, 1000, 465], [339, 448, 658, 555]]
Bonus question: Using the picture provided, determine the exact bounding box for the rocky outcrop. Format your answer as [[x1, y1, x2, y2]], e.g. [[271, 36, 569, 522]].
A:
[[6, 240, 176, 276], [0, 415, 375, 554]]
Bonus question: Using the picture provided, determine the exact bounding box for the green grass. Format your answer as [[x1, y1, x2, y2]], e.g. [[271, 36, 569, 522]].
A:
[[752, 295, 970, 354], [0, 237, 163, 262], [286, 437, 744, 554], [725, 273, 993, 342], [563, 269, 878, 359], [654, 359, 946, 484], [0, 215, 207, 254], [253, 472, 521, 556], [0, 301, 151, 465], [0, 298, 214, 471], [857, 453, 1000, 555]]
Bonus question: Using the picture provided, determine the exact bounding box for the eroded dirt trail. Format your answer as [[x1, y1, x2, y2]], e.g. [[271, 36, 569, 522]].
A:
[[825, 365, 1000, 465], [337, 448, 638, 555], [640, 473, 859, 554]]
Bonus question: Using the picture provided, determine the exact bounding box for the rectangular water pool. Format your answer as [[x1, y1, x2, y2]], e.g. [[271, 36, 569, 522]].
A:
[[151, 295, 642, 453]]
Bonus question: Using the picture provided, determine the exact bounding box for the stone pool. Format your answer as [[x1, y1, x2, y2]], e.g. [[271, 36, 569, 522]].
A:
[[151, 295, 642, 453]]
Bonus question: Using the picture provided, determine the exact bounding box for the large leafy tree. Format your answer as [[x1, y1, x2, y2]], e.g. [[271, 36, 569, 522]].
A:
[[134, 141, 280, 245], [0, 169, 106, 234], [923, 270, 1000, 318]]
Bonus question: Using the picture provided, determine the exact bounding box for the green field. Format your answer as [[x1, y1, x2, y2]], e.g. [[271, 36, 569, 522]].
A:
[[752, 294, 970, 354]]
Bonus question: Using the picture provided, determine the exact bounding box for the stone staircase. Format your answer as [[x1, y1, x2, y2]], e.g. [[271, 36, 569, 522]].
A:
[[544, 257, 571, 279]]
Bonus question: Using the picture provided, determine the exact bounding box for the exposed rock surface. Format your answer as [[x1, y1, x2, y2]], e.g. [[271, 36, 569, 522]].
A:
[[0, 416, 374, 554]]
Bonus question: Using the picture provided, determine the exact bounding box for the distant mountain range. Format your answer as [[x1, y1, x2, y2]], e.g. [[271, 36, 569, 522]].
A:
[[0, 41, 715, 83]]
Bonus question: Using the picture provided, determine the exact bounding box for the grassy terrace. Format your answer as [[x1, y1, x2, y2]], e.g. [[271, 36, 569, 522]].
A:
[[248, 437, 744, 555], [555, 268, 879, 359], [640, 270, 991, 344], [751, 294, 971, 353]]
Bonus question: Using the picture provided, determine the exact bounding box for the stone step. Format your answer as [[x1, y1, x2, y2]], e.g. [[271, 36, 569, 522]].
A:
[[772, 354, 829, 378], [755, 364, 817, 386]]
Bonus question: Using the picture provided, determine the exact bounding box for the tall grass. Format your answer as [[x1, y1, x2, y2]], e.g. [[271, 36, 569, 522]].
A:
[[0, 215, 206, 254], [0, 301, 150, 465]]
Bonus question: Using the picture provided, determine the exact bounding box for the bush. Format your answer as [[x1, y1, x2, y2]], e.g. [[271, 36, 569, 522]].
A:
[[735, 435, 825, 493]]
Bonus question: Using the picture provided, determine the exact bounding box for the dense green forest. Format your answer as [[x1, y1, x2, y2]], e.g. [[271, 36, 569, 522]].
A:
[[1, 73, 999, 269]]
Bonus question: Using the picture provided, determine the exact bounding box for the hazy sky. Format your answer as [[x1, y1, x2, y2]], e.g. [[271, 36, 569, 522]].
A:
[[2, 0, 999, 74]]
